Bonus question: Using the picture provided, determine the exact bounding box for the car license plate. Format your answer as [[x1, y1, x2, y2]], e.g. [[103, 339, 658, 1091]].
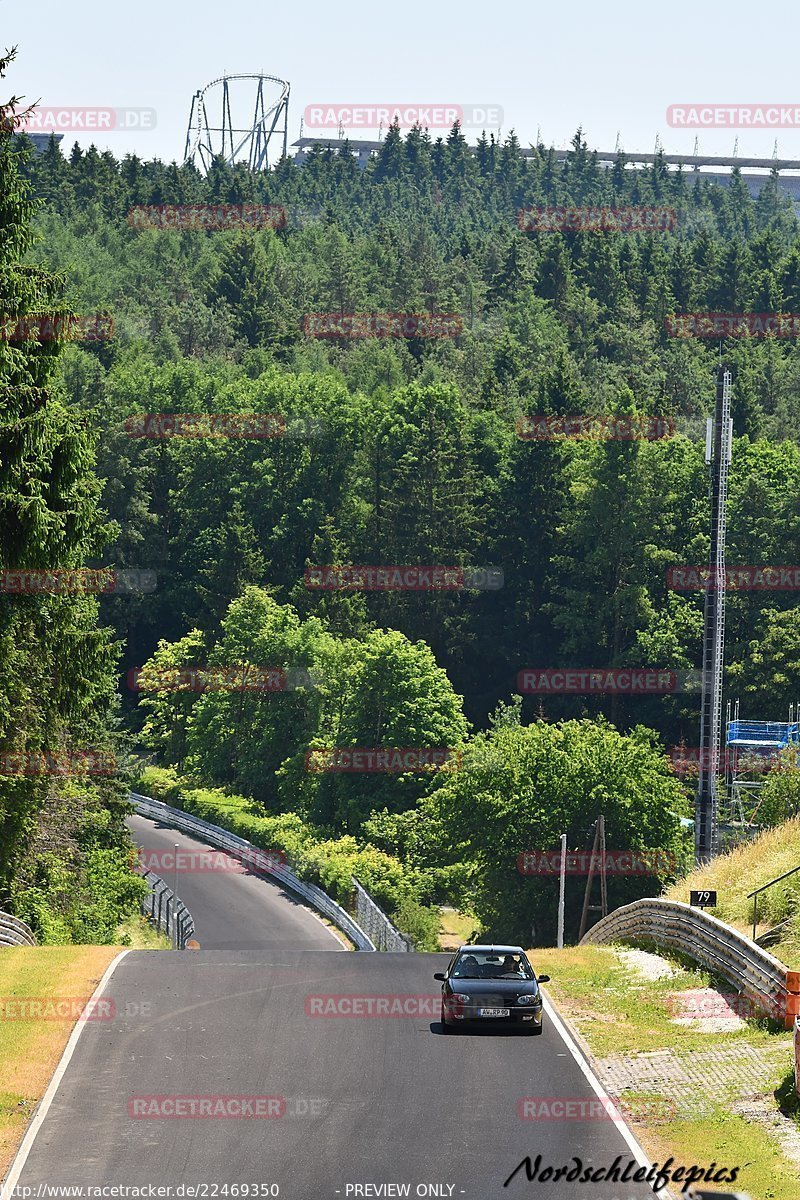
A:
[[478, 1007, 510, 1017]]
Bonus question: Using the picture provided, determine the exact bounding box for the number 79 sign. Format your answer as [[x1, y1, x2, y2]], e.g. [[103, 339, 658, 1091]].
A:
[[690, 889, 717, 908]]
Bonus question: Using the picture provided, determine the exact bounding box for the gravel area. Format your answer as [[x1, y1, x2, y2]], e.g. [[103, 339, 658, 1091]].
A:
[[615, 946, 677, 981]]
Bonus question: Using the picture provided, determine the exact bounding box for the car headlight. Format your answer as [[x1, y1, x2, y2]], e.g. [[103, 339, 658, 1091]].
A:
[[450, 992, 471, 1002], [517, 994, 540, 1005]]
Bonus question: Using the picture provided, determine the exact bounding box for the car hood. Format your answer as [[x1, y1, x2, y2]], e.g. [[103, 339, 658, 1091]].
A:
[[446, 979, 540, 998]]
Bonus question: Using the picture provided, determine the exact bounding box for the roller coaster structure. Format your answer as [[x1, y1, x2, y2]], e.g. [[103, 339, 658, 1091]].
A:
[[183, 74, 290, 173]]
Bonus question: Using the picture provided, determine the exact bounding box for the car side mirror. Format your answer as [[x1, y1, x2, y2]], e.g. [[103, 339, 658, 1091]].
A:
[[433, 972, 446, 981], [537, 974, 550, 983]]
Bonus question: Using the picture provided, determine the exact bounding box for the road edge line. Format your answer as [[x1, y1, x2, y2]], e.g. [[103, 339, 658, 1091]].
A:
[[295, 902, 350, 949], [0, 948, 131, 1200], [541, 991, 678, 1200]]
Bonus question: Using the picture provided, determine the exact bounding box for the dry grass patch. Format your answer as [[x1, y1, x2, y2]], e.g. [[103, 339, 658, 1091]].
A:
[[438, 907, 477, 951], [0, 946, 120, 1177]]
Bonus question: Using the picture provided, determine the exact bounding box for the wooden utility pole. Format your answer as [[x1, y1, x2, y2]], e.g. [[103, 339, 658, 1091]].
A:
[[578, 815, 608, 940]]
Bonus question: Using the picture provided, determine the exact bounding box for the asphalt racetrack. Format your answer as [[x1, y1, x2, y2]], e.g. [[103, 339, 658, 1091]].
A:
[[10, 816, 659, 1200]]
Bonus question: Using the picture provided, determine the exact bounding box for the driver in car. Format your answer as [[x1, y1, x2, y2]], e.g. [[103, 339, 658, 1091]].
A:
[[455, 954, 479, 978]]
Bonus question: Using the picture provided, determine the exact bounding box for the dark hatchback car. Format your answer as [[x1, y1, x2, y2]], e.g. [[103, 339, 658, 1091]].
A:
[[434, 944, 550, 1034]]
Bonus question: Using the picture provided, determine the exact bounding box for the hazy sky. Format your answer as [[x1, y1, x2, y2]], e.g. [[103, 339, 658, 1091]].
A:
[[5, 1, 800, 165]]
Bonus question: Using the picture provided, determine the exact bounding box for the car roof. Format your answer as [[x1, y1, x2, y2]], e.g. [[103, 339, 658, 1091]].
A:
[[456, 944, 526, 954]]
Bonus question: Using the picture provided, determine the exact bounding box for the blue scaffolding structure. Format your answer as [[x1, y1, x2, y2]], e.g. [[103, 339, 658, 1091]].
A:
[[725, 701, 800, 822]]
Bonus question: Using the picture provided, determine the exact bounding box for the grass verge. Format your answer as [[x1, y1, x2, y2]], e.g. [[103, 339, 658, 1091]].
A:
[[438, 907, 477, 951], [114, 914, 171, 950], [531, 943, 800, 1200], [0, 945, 121, 1179], [664, 816, 800, 966]]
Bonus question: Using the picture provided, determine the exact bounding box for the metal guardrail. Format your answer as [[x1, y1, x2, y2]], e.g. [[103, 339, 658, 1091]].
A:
[[352, 877, 412, 952], [130, 792, 377, 951], [0, 911, 36, 947], [581, 897, 800, 1027], [795, 1016, 800, 1100], [139, 869, 195, 949], [747, 863, 800, 941]]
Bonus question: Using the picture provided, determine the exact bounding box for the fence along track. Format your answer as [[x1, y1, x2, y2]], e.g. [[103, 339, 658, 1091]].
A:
[[352, 877, 411, 951], [139, 869, 195, 949]]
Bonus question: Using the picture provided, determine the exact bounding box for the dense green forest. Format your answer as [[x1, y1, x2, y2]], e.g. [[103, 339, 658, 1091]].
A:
[[24, 126, 800, 732], [5, 79, 800, 942], [0, 54, 145, 942]]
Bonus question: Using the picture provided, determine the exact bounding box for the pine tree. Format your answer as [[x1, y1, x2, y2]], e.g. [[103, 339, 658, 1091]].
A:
[[0, 51, 139, 937], [212, 232, 275, 345], [374, 121, 405, 182]]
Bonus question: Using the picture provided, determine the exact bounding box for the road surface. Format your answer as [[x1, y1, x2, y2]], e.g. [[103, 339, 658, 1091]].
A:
[[126, 812, 343, 952], [8, 814, 657, 1200]]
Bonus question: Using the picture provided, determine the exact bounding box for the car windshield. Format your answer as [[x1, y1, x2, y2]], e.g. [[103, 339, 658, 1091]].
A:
[[450, 951, 534, 980]]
